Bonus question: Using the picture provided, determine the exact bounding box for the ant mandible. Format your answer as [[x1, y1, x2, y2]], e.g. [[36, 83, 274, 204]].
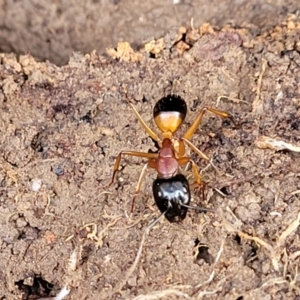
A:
[[103, 92, 237, 222]]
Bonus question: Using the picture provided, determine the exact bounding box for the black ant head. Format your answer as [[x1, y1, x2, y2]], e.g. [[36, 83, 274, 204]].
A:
[[152, 174, 214, 222], [152, 174, 190, 222]]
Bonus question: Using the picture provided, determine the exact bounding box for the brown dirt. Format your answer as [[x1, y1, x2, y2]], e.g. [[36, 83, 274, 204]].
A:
[[0, 0, 300, 65], [0, 3, 300, 300]]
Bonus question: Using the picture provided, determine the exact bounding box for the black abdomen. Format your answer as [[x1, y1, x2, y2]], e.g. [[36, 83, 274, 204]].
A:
[[153, 95, 187, 119]]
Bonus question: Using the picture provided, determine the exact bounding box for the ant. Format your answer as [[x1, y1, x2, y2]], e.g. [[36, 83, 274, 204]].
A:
[[102, 93, 237, 222]]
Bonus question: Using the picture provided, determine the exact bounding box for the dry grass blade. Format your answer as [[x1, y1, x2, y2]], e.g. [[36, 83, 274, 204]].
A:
[[109, 213, 166, 298], [277, 212, 300, 246], [252, 58, 267, 113], [255, 136, 300, 152]]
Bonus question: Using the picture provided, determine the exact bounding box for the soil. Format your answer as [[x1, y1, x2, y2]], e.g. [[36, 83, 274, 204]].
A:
[[0, 0, 300, 66], [0, 1, 300, 300]]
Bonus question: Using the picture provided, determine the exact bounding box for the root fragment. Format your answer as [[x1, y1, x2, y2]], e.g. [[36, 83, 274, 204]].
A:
[[110, 213, 166, 298], [252, 58, 267, 113]]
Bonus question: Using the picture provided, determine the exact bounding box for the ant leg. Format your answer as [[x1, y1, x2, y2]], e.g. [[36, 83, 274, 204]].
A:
[[131, 159, 157, 212], [131, 162, 148, 212], [102, 151, 158, 189], [181, 138, 209, 161], [181, 138, 220, 174], [190, 160, 207, 202], [125, 93, 160, 143], [177, 157, 208, 205], [183, 106, 237, 140], [190, 160, 203, 186], [178, 139, 186, 157], [177, 156, 190, 166]]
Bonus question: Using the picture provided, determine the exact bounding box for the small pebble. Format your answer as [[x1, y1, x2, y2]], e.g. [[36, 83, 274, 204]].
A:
[[52, 165, 64, 176], [16, 217, 28, 228], [31, 178, 42, 192]]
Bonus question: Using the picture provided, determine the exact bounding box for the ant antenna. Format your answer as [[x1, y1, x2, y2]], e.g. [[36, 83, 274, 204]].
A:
[[147, 208, 169, 229], [179, 202, 214, 213]]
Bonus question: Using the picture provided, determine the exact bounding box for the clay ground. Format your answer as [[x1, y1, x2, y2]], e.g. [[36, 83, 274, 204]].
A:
[[1, 1, 300, 300], [1, 0, 300, 66]]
